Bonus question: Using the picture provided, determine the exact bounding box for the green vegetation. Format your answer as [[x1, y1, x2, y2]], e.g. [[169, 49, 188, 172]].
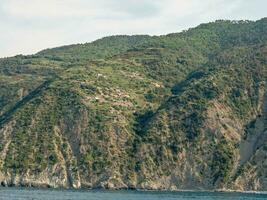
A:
[[0, 18, 266, 189]]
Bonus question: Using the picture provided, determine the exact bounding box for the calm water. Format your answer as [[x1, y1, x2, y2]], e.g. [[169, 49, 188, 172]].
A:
[[0, 188, 267, 200]]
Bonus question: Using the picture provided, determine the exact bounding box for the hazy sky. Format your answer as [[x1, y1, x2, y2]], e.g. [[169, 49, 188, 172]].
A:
[[0, 0, 266, 57]]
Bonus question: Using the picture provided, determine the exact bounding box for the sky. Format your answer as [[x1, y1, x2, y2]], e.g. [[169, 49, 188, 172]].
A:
[[0, 0, 266, 57]]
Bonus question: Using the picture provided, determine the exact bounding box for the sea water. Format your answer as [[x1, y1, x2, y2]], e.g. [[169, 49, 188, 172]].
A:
[[0, 188, 267, 200]]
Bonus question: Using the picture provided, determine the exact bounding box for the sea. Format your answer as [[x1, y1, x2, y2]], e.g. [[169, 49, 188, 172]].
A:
[[0, 188, 267, 200]]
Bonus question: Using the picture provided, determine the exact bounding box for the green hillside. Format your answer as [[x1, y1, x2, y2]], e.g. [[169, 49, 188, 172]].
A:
[[0, 18, 266, 190]]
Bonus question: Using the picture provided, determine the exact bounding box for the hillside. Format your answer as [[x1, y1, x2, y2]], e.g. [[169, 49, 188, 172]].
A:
[[0, 18, 266, 191]]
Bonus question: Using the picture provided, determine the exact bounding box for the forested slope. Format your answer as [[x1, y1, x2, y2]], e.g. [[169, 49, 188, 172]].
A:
[[0, 18, 266, 190]]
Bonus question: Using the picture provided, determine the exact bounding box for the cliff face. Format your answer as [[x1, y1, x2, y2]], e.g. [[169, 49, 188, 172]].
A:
[[0, 19, 267, 190]]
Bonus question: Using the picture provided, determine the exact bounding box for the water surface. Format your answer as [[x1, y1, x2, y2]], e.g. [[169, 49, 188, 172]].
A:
[[0, 188, 267, 200]]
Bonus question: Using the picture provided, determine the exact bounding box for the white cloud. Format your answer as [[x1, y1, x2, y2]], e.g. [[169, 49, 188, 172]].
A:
[[2, 0, 94, 19], [0, 0, 266, 57]]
